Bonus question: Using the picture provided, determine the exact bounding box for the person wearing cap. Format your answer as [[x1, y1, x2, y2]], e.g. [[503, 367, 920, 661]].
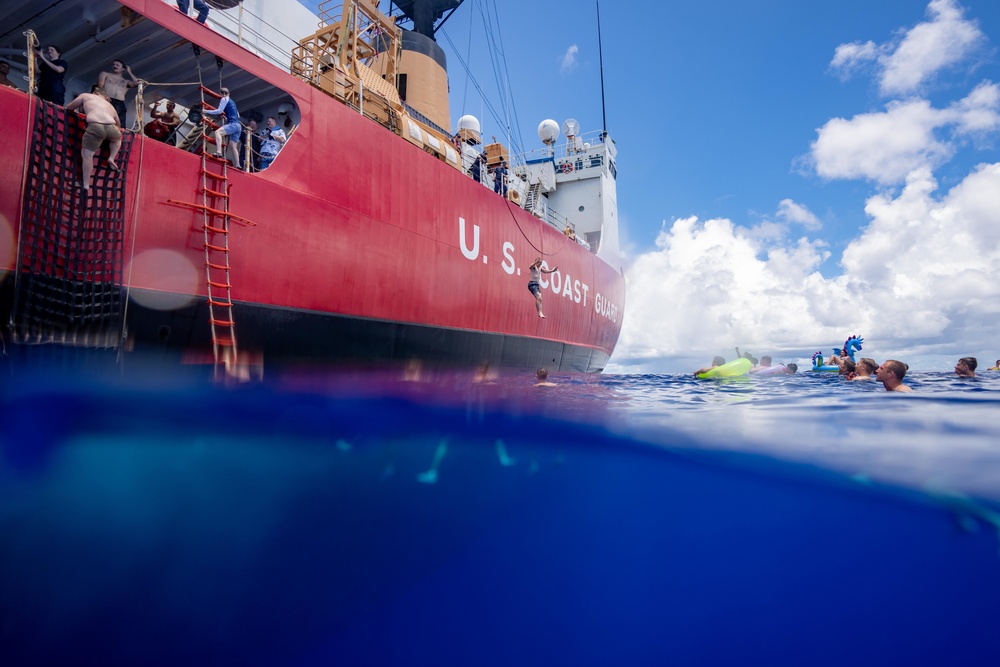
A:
[[493, 158, 508, 196], [258, 115, 286, 170], [204, 87, 241, 165]]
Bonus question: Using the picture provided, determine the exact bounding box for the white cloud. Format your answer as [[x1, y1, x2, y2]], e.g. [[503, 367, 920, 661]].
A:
[[611, 163, 1000, 373], [810, 84, 1000, 184], [828, 0, 985, 96], [811, 99, 952, 184], [776, 199, 822, 231], [879, 0, 984, 96], [607, 1, 1000, 374], [616, 216, 836, 368], [951, 81, 1000, 136], [560, 45, 579, 73], [829, 40, 880, 80]]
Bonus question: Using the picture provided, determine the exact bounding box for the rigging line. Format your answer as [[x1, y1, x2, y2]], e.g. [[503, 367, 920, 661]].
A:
[[140, 80, 202, 87], [441, 31, 520, 157], [441, 35, 504, 127], [502, 198, 571, 259], [212, 3, 304, 58], [481, 0, 517, 155], [487, 0, 526, 158], [11, 30, 41, 319], [446, 3, 524, 161], [488, 0, 525, 157], [478, 2, 507, 127], [119, 122, 147, 364], [459, 0, 475, 116]]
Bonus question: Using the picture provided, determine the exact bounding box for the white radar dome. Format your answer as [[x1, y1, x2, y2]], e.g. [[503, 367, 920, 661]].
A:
[[457, 115, 481, 133], [537, 119, 560, 145], [456, 115, 482, 145], [562, 118, 580, 137]]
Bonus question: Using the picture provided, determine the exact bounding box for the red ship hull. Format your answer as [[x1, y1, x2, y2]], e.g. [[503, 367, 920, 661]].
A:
[[0, 0, 624, 372]]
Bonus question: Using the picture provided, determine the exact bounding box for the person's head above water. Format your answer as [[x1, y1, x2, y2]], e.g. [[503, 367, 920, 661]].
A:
[[856, 358, 877, 375], [881, 360, 907, 377], [712, 356, 725, 367], [955, 357, 977, 377]]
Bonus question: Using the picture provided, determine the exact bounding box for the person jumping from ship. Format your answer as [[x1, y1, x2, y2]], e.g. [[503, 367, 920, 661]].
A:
[[65, 87, 122, 194], [527, 257, 558, 319], [204, 87, 241, 165]]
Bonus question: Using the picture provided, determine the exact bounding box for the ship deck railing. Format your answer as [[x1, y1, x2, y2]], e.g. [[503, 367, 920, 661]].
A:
[[462, 169, 592, 252], [520, 129, 613, 164], [189, 2, 596, 252], [188, 0, 311, 76]]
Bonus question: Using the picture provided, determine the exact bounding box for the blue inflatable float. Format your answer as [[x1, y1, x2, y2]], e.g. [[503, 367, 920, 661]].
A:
[[812, 335, 863, 372]]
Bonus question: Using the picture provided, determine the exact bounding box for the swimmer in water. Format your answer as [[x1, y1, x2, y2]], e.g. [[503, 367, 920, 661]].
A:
[[694, 356, 726, 377], [535, 368, 557, 387], [954, 357, 977, 378], [876, 360, 912, 392], [853, 358, 877, 380]]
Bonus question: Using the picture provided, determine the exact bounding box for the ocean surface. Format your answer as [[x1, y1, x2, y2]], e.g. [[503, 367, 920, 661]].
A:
[[2, 356, 1000, 665]]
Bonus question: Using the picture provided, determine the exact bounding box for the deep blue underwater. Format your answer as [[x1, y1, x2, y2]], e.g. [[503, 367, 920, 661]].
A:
[[2, 355, 1000, 666]]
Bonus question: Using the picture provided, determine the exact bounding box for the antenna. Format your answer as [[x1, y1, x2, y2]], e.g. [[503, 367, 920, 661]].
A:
[[597, 0, 607, 135]]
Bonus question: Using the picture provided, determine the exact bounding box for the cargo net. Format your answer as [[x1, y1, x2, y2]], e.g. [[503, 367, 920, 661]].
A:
[[9, 99, 134, 348]]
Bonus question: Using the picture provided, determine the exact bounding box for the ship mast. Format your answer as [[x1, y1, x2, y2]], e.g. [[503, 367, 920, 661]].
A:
[[390, 1, 465, 38], [597, 0, 607, 136]]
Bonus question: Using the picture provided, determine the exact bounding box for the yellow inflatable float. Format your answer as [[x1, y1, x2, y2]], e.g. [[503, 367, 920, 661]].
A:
[[696, 358, 752, 379]]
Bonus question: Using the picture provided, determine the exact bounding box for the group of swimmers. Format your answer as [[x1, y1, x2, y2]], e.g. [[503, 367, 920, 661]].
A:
[[694, 354, 798, 378], [696, 351, 994, 393]]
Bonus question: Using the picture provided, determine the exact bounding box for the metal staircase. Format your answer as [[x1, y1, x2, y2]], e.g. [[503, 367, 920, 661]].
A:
[[524, 182, 542, 215]]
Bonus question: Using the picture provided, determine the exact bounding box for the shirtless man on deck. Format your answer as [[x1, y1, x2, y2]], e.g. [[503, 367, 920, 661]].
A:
[[98, 59, 138, 127], [148, 100, 181, 142], [66, 88, 122, 193]]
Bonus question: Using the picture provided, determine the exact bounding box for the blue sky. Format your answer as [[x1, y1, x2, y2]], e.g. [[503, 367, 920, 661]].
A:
[[302, 1, 1000, 373]]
